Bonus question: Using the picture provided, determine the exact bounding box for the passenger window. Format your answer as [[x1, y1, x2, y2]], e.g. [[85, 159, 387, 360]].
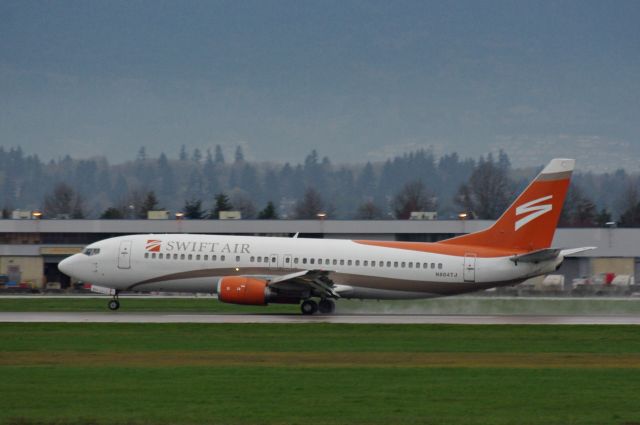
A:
[[303, 258, 307, 264], [401, 262, 405, 268], [204, 255, 208, 261], [257, 257, 262, 263], [196, 255, 201, 261], [355, 260, 360, 266], [387, 261, 391, 267], [438, 263, 443, 269], [144, 253, 149, 259], [271, 257, 276, 263], [318, 259, 322, 265], [173, 254, 178, 260], [180, 254, 185, 260], [363, 260, 368, 266], [347, 260, 352, 266], [212, 255, 217, 261], [221, 255, 225, 261], [394, 261, 398, 268], [371, 261, 375, 267], [415, 262, 420, 269], [158, 253, 163, 259], [333, 259, 337, 265], [310, 259, 315, 265], [431, 263, 435, 269], [188, 254, 192, 260], [236, 256, 240, 262], [294, 258, 299, 264], [340, 259, 344, 265], [379, 261, 384, 267]]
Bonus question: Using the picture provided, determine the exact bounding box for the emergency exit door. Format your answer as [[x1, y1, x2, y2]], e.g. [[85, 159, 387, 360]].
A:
[[118, 240, 132, 269], [464, 253, 476, 282]]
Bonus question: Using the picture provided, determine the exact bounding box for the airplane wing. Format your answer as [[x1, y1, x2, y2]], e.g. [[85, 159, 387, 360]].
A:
[[268, 270, 340, 299], [510, 246, 596, 264]]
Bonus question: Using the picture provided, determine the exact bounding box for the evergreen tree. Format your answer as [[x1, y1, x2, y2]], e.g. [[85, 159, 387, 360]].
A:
[[210, 193, 233, 219], [192, 148, 202, 162], [184, 199, 204, 219], [234, 146, 244, 163], [138, 191, 160, 218], [214, 145, 225, 164], [100, 207, 124, 219], [179, 145, 188, 161], [258, 201, 278, 219]]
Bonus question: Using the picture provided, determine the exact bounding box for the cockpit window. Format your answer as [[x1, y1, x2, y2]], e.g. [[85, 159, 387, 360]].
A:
[[82, 248, 101, 256]]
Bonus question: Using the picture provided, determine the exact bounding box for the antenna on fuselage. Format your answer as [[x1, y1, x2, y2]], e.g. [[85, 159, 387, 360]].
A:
[[292, 232, 299, 238]]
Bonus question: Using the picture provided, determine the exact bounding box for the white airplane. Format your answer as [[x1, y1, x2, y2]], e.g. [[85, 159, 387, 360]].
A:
[[59, 158, 593, 314]]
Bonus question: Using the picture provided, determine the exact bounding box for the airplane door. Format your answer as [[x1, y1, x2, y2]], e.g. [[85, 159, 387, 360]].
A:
[[464, 253, 476, 282], [283, 254, 292, 270], [269, 254, 279, 270], [118, 240, 132, 269]]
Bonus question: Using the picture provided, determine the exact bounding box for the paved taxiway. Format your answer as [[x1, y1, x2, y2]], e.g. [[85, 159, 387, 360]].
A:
[[1, 312, 640, 324]]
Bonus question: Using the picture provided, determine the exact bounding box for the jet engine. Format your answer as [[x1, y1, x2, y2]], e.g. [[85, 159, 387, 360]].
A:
[[217, 276, 302, 305], [217, 276, 270, 305]]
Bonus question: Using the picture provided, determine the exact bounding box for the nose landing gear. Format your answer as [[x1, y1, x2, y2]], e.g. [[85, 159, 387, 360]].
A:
[[107, 292, 120, 311]]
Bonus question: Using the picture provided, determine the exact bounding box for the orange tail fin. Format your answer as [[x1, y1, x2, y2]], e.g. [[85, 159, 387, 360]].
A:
[[442, 158, 574, 251]]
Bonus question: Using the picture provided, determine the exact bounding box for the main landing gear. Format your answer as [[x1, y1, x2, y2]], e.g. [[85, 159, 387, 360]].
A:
[[300, 299, 336, 315], [108, 292, 120, 311]]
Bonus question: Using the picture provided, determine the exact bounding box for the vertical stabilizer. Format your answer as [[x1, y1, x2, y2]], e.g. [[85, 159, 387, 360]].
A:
[[442, 159, 574, 251]]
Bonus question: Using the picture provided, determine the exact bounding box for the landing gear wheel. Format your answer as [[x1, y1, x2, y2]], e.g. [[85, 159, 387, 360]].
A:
[[108, 299, 120, 311], [300, 300, 318, 315], [318, 299, 336, 314]]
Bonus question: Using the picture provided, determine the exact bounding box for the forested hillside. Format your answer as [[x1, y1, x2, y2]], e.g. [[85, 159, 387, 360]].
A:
[[1, 145, 638, 225]]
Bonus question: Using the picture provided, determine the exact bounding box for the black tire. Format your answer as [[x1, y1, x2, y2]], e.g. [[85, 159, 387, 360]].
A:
[[318, 299, 336, 314], [300, 300, 318, 315], [108, 300, 120, 311]]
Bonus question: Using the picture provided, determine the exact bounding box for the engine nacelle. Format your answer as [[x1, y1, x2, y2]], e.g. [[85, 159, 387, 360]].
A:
[[217, 276, 269, 305]]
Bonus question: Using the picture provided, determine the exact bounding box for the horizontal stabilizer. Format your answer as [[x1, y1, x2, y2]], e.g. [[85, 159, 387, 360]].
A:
[[510, 246, 597, 263], [510, 248, 561, 263], [560, 247, 597, 257]]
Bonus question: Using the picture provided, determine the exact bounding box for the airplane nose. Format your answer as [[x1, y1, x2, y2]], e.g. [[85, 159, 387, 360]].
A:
[[58, 255, 78, 277]]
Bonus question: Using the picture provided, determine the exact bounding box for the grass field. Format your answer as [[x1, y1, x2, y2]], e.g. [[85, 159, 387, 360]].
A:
[[1, 323, 640, 425], [2, 296, 640, 315]]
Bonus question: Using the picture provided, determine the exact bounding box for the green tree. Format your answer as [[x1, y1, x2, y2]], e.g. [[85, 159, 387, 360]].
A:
[[258, 201, 278, 219], [210, 193, 233, 219], [184, 199, 204, 219], [138, 191, 160, 219], [100, 207, 124, 219]]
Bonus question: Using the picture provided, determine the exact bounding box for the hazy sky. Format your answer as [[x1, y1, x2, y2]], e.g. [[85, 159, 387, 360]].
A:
[[1, 0, 639, 168]]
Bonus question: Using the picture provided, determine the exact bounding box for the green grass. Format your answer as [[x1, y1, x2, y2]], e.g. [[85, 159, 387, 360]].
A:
[[1, 324, 640, 425], [0, 297, 299, 313]]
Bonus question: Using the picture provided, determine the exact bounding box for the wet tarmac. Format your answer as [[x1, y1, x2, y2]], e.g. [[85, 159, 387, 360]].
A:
[[1, 312, 640, 324]]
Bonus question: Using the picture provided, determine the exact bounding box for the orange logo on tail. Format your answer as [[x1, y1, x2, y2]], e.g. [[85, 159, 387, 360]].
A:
[[145, 239, 162, 252]]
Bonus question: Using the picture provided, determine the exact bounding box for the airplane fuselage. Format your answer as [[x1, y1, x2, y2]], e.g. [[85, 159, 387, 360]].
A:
[[62, 233, 561, 299]]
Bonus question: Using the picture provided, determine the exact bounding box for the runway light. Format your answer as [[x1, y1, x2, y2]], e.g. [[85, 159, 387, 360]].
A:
[[458, 212, 468, 220], [235, 267, 240, 272], [317, 212, 327, 219], [32, 211, 43, 219], [175, 212, 184, 220]]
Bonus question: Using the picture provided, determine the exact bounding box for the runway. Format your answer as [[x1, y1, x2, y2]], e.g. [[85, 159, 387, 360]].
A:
[[2, 312, 640, 324]]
